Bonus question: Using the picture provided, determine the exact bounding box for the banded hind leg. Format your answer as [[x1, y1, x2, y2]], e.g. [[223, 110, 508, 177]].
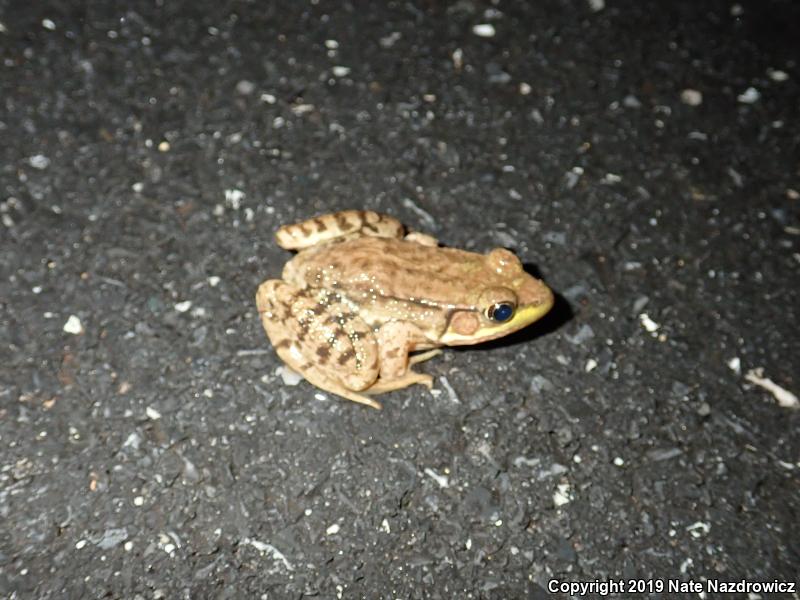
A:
[[255, 280, 383, 408], [274, 210, 405, 250]]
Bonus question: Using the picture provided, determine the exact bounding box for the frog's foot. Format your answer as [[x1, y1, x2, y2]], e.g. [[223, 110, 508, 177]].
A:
[[409, 348, 443, 365], [275, 210, 404, 250], [366, 369, 434, 395], [404, 231, 439, 247], [294, 363, 383, 409]]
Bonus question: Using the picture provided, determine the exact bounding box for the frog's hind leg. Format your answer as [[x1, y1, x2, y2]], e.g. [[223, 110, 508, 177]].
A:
[[255, 279, 383, 408], [275, 210, 404, 250]]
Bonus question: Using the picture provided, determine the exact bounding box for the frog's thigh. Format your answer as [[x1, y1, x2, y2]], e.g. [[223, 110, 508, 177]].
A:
[[256, 280, 380, 399]]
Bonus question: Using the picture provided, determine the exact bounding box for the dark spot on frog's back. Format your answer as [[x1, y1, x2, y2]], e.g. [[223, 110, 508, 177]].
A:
[[314, 218, 327, 232], [316, 346, 331, 363], [337, 348, 355, 365]]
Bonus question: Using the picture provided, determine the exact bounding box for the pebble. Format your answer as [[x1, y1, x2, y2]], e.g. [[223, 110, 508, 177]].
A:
[[680, 89, 703, 106], [63, 315, 84, 335], [28, 154, 50, 169], [236, 80, 256, 95], [737, 87, 760, 104], [174, 300, 192, 313], [767, 69, 788, 82], [472, 24, 496, 38]]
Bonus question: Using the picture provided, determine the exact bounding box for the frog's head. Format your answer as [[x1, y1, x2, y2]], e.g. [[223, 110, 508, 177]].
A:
[[440, 248, 554, 345]]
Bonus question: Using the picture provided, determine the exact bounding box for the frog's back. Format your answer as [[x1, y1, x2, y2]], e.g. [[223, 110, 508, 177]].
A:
[[284, 237, 496, 307]]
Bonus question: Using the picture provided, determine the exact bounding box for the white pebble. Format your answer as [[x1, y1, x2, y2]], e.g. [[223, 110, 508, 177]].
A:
[[472, 24, 496, 37], [767, 69, 789, 82], [28, 154, 50, 169], [277, 366, 303, 386], [145, 406, 162, 420], [75, 539, 87, 549], [207, 276, 221, 287], [63, 315, 84, 335], [236, 80, 256, 95], [325, 523, 340, 535], [133, 496, 144, 506], [324, 39, 339, 50], [332, 66, 351, 77], [41, 18, 56, 30], [553, 483, 572, 507], [224, 188, 245, 210], [639, 313, 660, 333], [519, 82, 532, 95], [260, 93, 277, 104], [726, 356, 741, 375], [680, 88, 703, 106], [587, 0, 605, 12], [174, 300, 192, 313], [452, 48, 464, 70], [585, 358, 598, 372], [737, 87, 760, 104], [613, 456, 625, 466]]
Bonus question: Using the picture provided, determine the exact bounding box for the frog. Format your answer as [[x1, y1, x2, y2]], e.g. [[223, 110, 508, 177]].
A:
[[255, 210, 554, 409]]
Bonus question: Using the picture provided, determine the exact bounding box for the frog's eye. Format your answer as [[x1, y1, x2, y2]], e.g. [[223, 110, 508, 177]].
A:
[[487, 302, 515, 323]]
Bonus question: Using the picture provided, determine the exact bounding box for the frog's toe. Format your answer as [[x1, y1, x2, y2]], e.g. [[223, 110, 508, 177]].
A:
[[367, 370, 434, 394]]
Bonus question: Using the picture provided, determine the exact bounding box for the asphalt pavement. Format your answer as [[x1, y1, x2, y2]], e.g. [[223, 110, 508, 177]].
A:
[[1, 0, 798, 597]]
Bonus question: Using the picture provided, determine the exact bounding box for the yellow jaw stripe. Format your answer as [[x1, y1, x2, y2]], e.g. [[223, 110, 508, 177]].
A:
[[440, 300, 553, 346]]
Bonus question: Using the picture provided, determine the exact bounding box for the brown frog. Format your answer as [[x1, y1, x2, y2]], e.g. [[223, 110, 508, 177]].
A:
[[256, 210, 553, 408]]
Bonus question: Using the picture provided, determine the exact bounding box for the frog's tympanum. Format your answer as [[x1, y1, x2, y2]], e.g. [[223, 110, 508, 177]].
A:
[[256, 210, 553, 409]]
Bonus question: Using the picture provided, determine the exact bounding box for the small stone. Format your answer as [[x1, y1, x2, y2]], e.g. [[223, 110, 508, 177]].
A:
[[680, 89, 703, 106], [145, 406, 161, 420], [519, 82, 532, 95], [157, 141, 170, 152], [727, 357, 741, 375], [207, 276, 221, 287], [472, 24, 496, 37], [737, 87, 760, 104], [41, 18, 56, 30], [174, 300, 192, 313], [324, 39, 339, 50], [28, 154, 50, 169], [332, 66, 351, 77], [236, 80, 256, 95], [553, 482, 572, 507], [587, 0, 605, 12], [260, 93, 277, 104], [623, 94, 642, 108], [767, 69, 789, 82], [326, 523, 340, 535], [639, 313, 660, 333], [63, 315, 84, 335]]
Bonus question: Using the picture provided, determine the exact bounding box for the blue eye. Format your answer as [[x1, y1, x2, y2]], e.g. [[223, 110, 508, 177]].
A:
[[488, 303, 514, 322]]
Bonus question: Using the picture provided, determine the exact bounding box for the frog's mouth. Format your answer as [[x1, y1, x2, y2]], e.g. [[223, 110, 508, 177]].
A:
[[440, 293, 554, 346]]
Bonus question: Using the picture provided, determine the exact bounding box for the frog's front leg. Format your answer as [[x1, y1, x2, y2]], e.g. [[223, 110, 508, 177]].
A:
[[256, 280, 383, 409], [367, 321, 439, 394]]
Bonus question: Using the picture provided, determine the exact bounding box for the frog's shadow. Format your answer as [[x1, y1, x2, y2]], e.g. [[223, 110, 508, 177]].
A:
[[451, 262, 572, 352]]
